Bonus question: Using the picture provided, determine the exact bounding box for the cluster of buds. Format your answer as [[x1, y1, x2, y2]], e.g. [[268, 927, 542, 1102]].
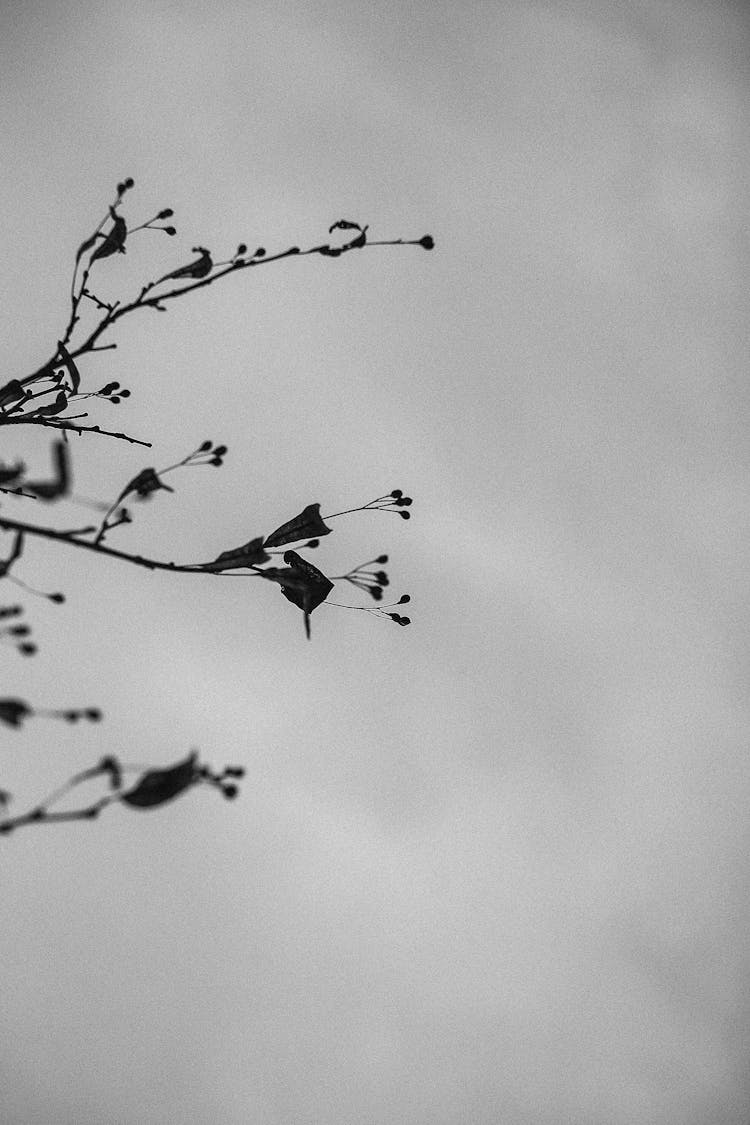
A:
[[325, 489, 413, 522], [94, 381, 131, 405], [338, 555, 390, 600]]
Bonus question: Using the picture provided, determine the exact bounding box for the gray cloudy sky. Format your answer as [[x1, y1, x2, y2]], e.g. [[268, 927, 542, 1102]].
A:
[[1, 1, 749, 1122]]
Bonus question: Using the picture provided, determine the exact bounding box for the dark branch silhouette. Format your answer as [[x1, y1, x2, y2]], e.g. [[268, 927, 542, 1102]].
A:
[[0, 179, 432, 834]]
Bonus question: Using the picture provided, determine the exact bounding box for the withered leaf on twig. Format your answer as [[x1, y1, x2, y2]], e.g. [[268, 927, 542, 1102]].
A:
[[120, 752, 199, 809], [203, 536, 269, 572], [89, 208, 127, 263], [263, 503, 332, 549]]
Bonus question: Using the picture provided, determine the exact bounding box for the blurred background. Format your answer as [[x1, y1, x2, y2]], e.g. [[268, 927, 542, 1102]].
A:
[[1, 1, 749, 1122]]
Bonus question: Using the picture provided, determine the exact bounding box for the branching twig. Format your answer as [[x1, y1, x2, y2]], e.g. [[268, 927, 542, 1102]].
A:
[[0, 751, 245, 835], [0, 415, 151, 447]]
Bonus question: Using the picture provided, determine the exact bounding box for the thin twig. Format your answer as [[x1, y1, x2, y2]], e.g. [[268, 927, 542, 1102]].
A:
[[0, 416, 151, 447]]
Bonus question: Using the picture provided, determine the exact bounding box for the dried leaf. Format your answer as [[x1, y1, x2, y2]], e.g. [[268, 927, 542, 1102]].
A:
[[0, 380, 26, 409], [90, 208, 127, 262], [203, 536, 269, 572], [114, 468, 173, 507], [33, 390, 68, 417], [278, 551, 334, 639], [121, 752, 199, 809], [328, 220, 363, 234], [263, 503, 332, 549], [0, 699, 30, 728], [161, 247, 213, 283]]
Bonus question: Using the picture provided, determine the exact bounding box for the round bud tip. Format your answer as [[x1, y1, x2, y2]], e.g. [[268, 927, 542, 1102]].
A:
[[237, 243, 247, 255], [391, 489, 403, 499], [86, 709, 103, 721], [398, 594, 410, 604], [49, 593, 65, 604], [158, 209, 174, 219], [164, 226, 177, 236], [222, 784, 239, 800], [399, 616, 411, 626], [199, 440, 213, 452], [419, 235, 434, 250], [124, 177, 135, 189], [399, 510, 411, 519], [376, 554, 388, 564]]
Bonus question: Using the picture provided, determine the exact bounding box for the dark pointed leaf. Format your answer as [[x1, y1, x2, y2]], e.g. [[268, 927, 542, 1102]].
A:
[[162, 247, 213, 282], [33, 390, 69, 417], [90, 208, 127, 262], [56, 341, 81, 395], [203, 536, 269, 572], [0, 699, 30, 728], [280, 551, 334, 639], [0, 380, 27, 409], [121, 752, 199, 809], [264, 503, 332, 549], [114, 468, 174, 508]]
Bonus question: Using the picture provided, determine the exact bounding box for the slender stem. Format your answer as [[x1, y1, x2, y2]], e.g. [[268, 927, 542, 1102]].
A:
[[0, 515, 265, 578], [18, 232, 429, 379], [0, 795, 117, 834], [0, 416, 151, 447]]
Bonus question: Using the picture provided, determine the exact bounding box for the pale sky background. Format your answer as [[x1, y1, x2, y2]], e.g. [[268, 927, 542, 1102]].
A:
[[1, 1, 749, 1122]]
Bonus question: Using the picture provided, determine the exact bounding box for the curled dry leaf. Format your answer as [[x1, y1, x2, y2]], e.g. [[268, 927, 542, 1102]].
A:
[[89, 208, 127, 262], [263, 503, 332, 549], [204, 536, 269, 572], [0, 380, 27, 409], [328, 220, 363, 234], [263, 550, 334, 639], [120, 752, 199, 809], [32, 390, 69, 417], [114, 468, 173, 507]]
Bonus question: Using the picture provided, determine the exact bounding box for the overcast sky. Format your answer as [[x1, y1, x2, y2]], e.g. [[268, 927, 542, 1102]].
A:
[[1, 2, 749, 1122]]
